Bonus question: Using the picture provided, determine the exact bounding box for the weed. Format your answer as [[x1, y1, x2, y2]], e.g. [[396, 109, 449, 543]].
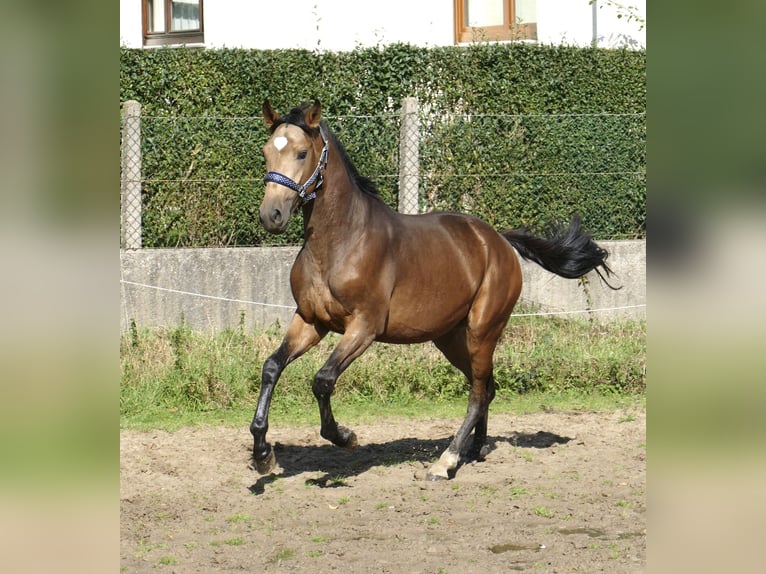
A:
[[522, 451, 534, 462], [310, 536, 327, 543], [226, 513, 251, 524], [509, 486, 529, 497], [375, 502, 389, 510], [338, 496, 350, 505], [618, 413, 636, 423], [274, 547, 296, 562], [427, 516, 441, 525], [224, 537, 245, 546], [158, 556, 177, 566], [329, 475, 347, 487], [308, 550, 324, 558], [135, 540, 167, 557], [533, 506, 555, 518]]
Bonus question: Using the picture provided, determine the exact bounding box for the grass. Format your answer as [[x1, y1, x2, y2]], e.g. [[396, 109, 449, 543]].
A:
[[121, 315, 645, 430], [533, 506, 555, 518]]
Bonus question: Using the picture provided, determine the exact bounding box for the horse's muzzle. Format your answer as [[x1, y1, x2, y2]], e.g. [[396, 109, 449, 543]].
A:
[[259, 198, 293, 234]]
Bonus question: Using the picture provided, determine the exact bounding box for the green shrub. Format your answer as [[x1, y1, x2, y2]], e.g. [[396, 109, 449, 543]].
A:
[[120, 44, 645, 246]]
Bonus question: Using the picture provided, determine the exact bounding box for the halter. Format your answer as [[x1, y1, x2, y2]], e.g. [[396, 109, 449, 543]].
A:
[[263, 125, 329, 204]]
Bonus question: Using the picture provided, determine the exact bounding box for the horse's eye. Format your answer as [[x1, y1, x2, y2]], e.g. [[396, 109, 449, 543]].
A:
[[297, 150, 308, 160]]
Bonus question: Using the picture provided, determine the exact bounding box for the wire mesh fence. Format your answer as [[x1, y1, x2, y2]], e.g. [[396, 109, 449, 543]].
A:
[[418, 111, 646, 238], [120, 100, 645, 247]]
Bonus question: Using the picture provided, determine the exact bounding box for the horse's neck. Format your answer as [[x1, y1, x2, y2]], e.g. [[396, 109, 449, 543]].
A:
[[301, 153, 370, 248]]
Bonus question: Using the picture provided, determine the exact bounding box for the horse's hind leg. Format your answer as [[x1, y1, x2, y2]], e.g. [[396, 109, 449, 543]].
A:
[[428, 326, 501, 480]]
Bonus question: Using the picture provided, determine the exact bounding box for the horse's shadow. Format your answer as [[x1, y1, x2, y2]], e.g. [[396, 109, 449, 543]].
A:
[[248, 429, 573, 494]]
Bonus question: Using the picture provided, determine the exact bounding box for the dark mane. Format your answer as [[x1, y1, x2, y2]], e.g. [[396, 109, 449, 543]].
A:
[[273, 103, 380, 198], [323, 124, 381, 198]]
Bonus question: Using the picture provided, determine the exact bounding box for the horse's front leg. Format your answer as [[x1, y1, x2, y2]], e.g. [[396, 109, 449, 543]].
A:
[[250, 314, 326, 474], [312, 322, 376, 449]]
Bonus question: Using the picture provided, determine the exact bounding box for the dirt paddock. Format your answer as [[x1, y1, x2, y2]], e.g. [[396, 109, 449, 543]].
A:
[[120, 409, 645, 573]]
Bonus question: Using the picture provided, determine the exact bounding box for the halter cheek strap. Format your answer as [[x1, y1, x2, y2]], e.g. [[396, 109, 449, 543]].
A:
[[263, 126, 329, 204]]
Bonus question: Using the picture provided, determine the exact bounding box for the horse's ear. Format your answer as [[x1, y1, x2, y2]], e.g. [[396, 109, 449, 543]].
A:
[[263, 100, 280, 127], [305, 100, 322, 128]]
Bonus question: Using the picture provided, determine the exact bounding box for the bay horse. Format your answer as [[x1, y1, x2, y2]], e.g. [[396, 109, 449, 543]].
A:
[[250, 100, 614, 480]]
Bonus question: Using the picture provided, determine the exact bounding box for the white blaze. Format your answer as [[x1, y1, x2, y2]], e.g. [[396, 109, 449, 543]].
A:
[[273, 136, 288, 151]]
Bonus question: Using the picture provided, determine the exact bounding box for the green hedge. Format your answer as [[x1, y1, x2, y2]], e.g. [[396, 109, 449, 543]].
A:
[[120, 43, 645, 247]]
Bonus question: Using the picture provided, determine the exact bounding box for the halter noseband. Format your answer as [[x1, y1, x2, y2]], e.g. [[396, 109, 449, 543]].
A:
[[263, 125, 329, 204]]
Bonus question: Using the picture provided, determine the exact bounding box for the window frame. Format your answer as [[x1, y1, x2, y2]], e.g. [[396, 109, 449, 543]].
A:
[[454, 0, 537, 44], [142, 0, 205, 47]]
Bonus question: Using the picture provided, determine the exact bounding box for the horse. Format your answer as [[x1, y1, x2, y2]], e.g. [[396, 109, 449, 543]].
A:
[[250, 100, 615, 480]]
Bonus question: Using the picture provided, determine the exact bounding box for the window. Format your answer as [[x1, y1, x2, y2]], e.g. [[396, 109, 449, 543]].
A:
[[454, 0, 537, 43], [143, 0, 204, 46]]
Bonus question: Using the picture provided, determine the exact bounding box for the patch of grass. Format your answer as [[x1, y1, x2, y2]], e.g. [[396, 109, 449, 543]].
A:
[[310, 536, 327, 543], [273, 547, 296, 562], [224, 537, 245, 546], [135, 540, 167, 557], [158, 556, 177, 565], [121, 319, 645, 430], [533, 506, 555, 518], [509, 486, 529, 497], [329, 475, 347, 487], [522, 451, 534, 462], [226, 513, 251, 524]]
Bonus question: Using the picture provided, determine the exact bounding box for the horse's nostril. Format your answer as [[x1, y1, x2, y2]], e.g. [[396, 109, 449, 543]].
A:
[[271, 208, 282, 224]]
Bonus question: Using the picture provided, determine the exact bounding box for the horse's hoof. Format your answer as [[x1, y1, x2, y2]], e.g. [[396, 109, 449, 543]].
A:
[[425, 462, 450, 481], [253, 448, 276, 475], [338, 426, 358, 449], [426, 470, 449, 481]]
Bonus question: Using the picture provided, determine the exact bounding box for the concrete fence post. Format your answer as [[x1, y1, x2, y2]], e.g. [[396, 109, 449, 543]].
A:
[[121, 100, 142, 249], [398, 97, 419, 214]]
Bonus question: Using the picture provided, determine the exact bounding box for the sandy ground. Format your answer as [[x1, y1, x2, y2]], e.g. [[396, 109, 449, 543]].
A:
[[120, 409, 645, 573]]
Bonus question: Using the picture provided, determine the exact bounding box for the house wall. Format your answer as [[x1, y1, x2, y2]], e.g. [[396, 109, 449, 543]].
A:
[[120, 1, 645, 50]]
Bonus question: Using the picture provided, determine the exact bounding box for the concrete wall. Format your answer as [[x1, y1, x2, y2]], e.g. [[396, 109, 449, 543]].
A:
[[120, 240, 645, 332]]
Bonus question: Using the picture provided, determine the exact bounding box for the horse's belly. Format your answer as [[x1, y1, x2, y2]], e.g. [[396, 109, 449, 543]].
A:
[[381, 296, 471, 344]]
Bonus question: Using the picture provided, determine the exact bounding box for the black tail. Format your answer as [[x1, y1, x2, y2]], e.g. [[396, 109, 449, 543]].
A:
[[501, 215, 619, 289]]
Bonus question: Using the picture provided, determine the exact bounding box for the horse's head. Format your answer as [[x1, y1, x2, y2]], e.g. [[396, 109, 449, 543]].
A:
[[259, 100, 327, 234]]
